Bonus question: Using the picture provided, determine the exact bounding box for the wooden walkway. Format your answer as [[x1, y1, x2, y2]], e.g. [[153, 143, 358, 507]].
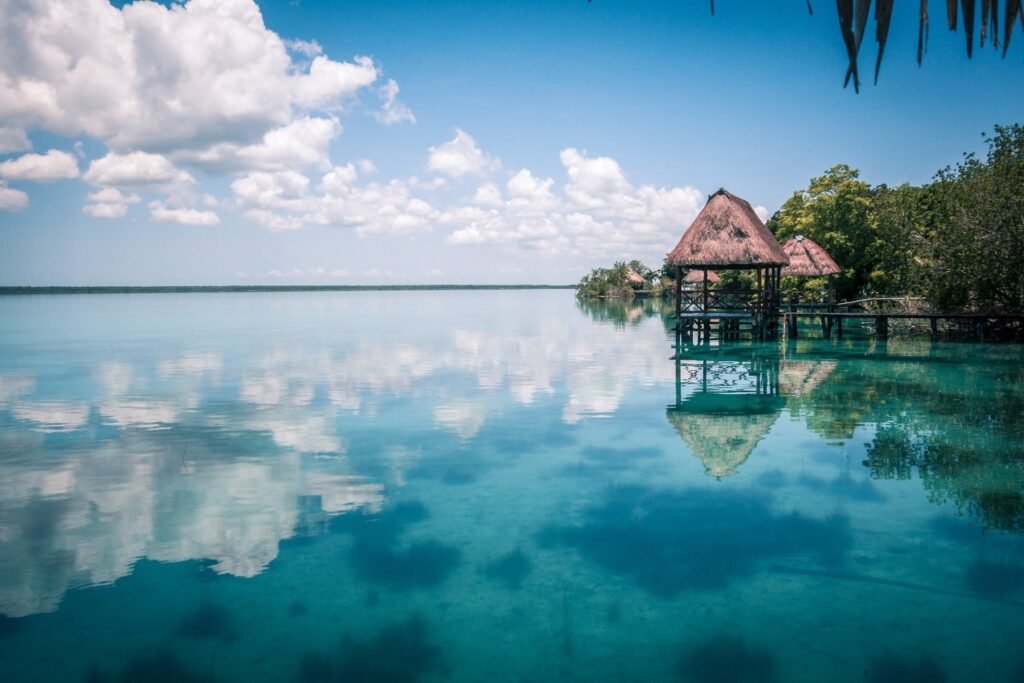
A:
[[671, 308, 1024, 342], [784, 310, 1024, 341]]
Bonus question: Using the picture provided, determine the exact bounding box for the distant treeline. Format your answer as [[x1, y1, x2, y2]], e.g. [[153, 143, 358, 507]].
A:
[[575, 260, 667, 299], [0, 284, 575, 295]]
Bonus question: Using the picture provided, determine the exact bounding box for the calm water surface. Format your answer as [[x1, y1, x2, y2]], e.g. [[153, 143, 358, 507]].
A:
[[0, 290, 1022, 682]]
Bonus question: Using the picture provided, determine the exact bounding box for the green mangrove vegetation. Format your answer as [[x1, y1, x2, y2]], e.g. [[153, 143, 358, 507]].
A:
[[769, 124, 1024, 312], [575, 260, 666, 299]]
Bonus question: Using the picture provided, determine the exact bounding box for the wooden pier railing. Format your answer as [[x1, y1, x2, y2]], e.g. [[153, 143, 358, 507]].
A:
[[783, 309, 1024, 341]]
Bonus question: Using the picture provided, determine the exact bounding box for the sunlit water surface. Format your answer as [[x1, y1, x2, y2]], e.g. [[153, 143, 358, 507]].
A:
[[0, 291, 1023, 683]]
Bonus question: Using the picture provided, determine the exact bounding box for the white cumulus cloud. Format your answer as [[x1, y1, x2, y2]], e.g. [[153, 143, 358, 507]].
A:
[[375, 79, 416, 125], [149, 201, 220, 226], [84, 152, 193, 187], [0, 150, 79, 181], [0, 182, 29, 211], [442, 147, 706, 261], [0, 0, 407, 226], [427, 129, 499, 178], [232, 164, 439, 236], [0, 0, 380, 153], [291, 55, 378, 110], [83, 187, 141, 218]]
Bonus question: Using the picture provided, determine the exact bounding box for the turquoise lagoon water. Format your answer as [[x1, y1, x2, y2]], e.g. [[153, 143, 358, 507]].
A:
[[0, 290, 1022, 682]]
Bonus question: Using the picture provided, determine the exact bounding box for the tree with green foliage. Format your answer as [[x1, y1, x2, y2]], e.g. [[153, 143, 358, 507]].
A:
[[767, 164, 876, 302], [576, 260, 664, 299], [867, 182, 930, 297], [925, 124, 1024, 313]]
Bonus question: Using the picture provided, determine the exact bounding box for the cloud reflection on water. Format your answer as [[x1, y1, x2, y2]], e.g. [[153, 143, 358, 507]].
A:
[[0, 302, 674, 617]]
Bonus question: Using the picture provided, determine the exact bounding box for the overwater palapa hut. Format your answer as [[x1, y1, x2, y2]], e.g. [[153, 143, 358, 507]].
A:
[[780, 235, 840, 278], [780, 234, 841, 302], [666, 189, 789, 342], [779, 235, 842, 336]]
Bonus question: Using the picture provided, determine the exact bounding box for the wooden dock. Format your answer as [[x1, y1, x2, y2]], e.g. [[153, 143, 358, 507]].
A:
[[783, 310, 1024, 341], [672, 307, 1024, 343]]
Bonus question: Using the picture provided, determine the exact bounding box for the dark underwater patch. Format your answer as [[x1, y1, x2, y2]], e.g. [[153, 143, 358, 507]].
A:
[[0, 613, 20, 639], [350, 538, 460, 590], [864, 651, 946, 683], [87, 651, 215, 683], [176, 600, 235, 641], [964, 557, 1024, 598], [289, 600, 309, 617], [482, 548, 532, 590], [330, 501, 429, 541], [929, 515, 986, 545], [299, 652, 333, 682], [677, 633, 776, 682], [332, 501, 460, 590], [296, 614, 444, 683], [538, 486, 850, 597]]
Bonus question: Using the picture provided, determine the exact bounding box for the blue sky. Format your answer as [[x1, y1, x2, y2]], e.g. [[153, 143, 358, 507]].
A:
[[1, 0, 1022, 285]]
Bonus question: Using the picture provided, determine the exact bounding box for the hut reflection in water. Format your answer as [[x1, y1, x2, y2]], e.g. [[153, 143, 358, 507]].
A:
[[667, 348, 783, 478], [667, 346, 841, 478]]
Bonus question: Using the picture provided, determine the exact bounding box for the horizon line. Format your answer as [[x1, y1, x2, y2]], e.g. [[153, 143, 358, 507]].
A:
[[0, 284, 578, 295]]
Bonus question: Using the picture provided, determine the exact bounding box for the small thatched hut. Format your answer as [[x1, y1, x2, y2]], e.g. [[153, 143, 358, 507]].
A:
[[625, 267, 647, 287], [780, 236, 840, 277], [666, 189, 789, 341], [683, 269, 721, 285], [780, 235, 841, 308]]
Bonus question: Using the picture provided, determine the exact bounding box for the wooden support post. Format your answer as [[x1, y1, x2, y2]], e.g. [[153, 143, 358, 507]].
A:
[[674, 265, 682, 330], [837, 316, 844, 338], [975, 318, 985, 342], [701, 268, 709, 342], [772, 266, 782, 340], [787, 296, 798, 339], [876, 315, 888, 340], [930, 316, 938, 341]]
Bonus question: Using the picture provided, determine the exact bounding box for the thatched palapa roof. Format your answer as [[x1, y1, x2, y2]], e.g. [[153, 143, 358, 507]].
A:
[[626, 267, 647, 285], [683, 269, 721, 284], [780, 235, 841, 277], [667, 189, 789, 269]]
